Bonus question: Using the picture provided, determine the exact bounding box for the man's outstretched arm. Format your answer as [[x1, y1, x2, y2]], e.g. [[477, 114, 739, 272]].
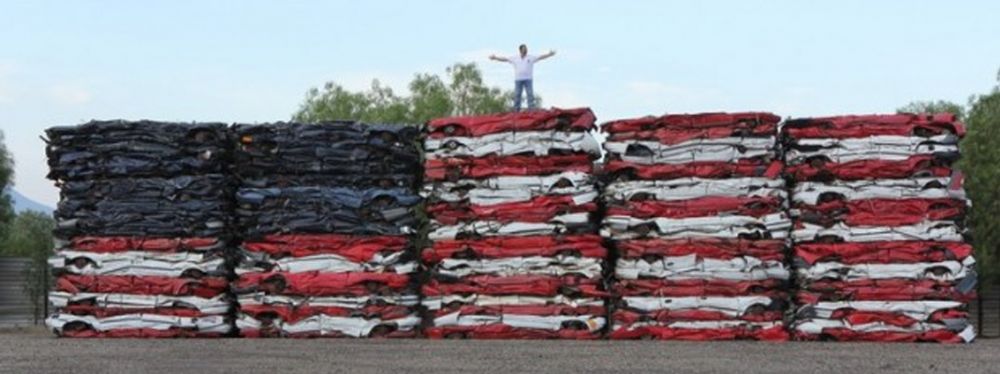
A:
[[536, 50, 556, 62], [489, 54, 510, 62]]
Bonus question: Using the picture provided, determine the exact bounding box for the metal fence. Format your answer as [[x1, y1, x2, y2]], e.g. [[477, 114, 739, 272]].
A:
[[0, 257, 46, 327], [971, 286, 1000, 338]]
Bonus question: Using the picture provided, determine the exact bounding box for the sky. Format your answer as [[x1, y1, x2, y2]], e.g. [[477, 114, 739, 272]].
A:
[[1, 0, 999, 207]]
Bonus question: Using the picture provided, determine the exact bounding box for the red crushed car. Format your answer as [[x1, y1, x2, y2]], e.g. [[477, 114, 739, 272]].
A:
[[796, 278, 976, 304], [55, 274, 227, 298], [783, 113, 965, 139], [425, 154, 595, 181], [784, 154, 954, 181], [607, 196, 783, 219], [423, 235, 606, 263], [602, 112, 780, 133], [423, 275, 607, 298], [234, 272, 412, 297], [427, 195, 597, 225], [616, 238, 785, 261], [67, 236, 223, 253], [242, 234, 409, 262], [794, 241, 973, 265], [604, 159, 783, 181], [795, 198, 966, 227], [427, 108, 596, 138]]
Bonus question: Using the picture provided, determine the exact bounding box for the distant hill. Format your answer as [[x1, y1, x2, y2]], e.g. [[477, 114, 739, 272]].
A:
[[4, 188, 54, 215]]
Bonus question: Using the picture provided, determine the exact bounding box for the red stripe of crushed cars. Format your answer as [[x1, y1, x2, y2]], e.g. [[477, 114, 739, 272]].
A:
[[784, 113, 977, 343], [422, 108, 607, 339], [601, 112, 791, 341]]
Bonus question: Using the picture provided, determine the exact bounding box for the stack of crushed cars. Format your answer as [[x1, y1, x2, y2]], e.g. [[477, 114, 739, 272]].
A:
[[231, 122, 423, 338], [421, 108, 607, 339], [601, 112, 791, 340], [785, 113, 977, 343], [44, 121, 234, 337]]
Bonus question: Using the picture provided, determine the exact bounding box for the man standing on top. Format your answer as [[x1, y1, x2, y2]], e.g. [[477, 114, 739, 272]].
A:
[[489, 44, 556, 112]]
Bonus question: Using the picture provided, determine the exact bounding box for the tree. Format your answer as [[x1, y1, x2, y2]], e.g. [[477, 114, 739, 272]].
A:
[[961, 74, 1000, 287], [0, 131, 14, 237], [293, 63, 538, 124], [897, 100, 967, 120]]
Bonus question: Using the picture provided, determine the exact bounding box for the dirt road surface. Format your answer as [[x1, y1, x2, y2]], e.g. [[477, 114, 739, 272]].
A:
[[1, 328, 997, 374]]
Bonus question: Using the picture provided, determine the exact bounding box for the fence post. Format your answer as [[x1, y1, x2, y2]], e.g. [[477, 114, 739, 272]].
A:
[[42, 263, 49, 323], [978, 290, 984, 337]]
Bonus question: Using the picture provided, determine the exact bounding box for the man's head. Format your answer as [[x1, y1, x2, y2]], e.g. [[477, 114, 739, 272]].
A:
[[519, 44, 527, 57]]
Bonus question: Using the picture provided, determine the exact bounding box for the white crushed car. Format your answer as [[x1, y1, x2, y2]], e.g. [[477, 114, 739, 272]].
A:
[[601, 213, 791, 240], [49, 292, 230, 315], [797, 258, 975, 282], [604, 137, 776, 164], [48, 250, 225, 277], [46, 313, 230, 335], [236, 252, 417, 275], [792, 221, 965, 242], [792, 177, 966, 205], [429, 214, 592, 240], [616, 255, 789, 281], [433, 256, 603, 278], [604, 177, 786, 202], [422, 171, 597, 206], [425, 131, 600, 158]]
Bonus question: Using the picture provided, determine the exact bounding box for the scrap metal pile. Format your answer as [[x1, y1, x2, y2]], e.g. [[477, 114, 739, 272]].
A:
[[784, 114, 977, 343], [44, 121, 234, 337], [42, 111, 977, 343], [601, 113, 792, 340], [231, 122, 423, 338], [421, 108, 607, 338]]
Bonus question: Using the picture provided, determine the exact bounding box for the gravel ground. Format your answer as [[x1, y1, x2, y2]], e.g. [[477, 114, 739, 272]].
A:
[[1, 327, 998, 374]]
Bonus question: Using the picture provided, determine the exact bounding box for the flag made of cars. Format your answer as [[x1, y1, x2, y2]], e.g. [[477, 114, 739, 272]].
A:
[[42, 111, 976, 342]]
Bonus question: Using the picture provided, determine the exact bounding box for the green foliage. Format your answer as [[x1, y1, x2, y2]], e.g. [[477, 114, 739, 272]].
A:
[[1, 211, 55, 259], [961, 78, 1000, 287], [896, 100, 967, 121], [0, 131, 14, 236], [293, 63, 538, 124]]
